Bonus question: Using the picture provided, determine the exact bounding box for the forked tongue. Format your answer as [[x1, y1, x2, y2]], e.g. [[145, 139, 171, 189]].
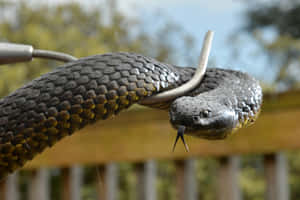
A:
[[172, 125, 189, 152]]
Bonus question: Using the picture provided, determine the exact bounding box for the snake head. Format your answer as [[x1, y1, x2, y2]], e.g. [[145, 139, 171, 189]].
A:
[[169, 96, 239, 139]]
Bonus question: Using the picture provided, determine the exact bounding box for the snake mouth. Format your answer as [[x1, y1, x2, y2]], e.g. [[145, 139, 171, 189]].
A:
[[170, 110, 238, 140]]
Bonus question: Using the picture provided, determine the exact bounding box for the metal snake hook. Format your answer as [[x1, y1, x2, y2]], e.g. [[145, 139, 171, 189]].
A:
[[0, 43, 77, 64], [140, 30, 214, 104]]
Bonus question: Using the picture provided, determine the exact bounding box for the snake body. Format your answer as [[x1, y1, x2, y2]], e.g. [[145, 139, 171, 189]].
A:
[[0, 52, 262, 178]]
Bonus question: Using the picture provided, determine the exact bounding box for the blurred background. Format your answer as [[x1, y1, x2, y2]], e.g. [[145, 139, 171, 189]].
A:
[[1, 0, 300, 200]]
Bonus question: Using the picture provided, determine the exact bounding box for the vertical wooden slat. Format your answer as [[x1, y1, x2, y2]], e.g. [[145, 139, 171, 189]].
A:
[[276, 153, 289, 200], [135, 162, 145, 200], [0, 173, 19, 200], [183, 159, 197, 200], [107, 164, 118, 200], [135, 160, 156, 200], [97, 165, 107, 200], [144, 160, 156, 200], [175, 159, 197, 200], [97, 163, 118, 200], [0, 177, 7, 200], [264, 153, 289, 200], [264, 154, 277, 200], [28, 169, 50, 200], [62, 166, 83, 200], [217, 156, 241, 200], [71, 166, 82, 200], [62, 168, 71, 200]]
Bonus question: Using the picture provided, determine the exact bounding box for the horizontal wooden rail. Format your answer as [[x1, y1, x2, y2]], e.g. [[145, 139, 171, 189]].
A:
[[22, 90, 300, 169], [263, 90, 300, 111]]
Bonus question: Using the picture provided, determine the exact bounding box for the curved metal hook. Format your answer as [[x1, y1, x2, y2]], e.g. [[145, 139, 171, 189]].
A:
[[140, 30, 214, 104], [32, 49, 77, 62], [0, 43, 77, 64]]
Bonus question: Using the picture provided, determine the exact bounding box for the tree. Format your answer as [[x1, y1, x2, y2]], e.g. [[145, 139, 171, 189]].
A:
[[243, 0, 300, 89], [244, 2, 300, 200]]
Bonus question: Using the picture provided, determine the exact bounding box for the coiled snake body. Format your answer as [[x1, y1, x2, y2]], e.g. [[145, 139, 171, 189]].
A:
[[0, 52, 262, 178]]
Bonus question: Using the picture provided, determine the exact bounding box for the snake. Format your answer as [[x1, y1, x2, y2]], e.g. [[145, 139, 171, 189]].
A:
[[0, 52, 262, 178]]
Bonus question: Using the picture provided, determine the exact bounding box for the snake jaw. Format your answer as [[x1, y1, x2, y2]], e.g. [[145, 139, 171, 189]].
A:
[[172, 125, 189, 152]]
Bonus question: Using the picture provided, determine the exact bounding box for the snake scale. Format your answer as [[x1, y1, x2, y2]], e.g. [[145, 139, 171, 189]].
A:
[[0, 52, 262, 178]]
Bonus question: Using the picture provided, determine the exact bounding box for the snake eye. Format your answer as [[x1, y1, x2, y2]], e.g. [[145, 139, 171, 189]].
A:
[[200, 110, 211, 118]]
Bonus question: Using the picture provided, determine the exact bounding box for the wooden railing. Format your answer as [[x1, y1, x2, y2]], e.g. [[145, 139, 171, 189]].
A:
[[0, 90, 299, 200]]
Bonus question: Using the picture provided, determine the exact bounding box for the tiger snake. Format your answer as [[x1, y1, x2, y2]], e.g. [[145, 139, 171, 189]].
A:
[[0, 34, 262, 179]]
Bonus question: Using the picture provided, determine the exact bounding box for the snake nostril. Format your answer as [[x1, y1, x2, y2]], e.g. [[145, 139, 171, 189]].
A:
[[193, 116, 200, 122]]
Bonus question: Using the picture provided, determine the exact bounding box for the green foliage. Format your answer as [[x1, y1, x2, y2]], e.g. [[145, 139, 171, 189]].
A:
[[196, 158, 218, 200], [243, 3, 300, 197], [118, 163, 137, 200], [239, 155, 265, 200], [287, 151, 300, 200], [156, 161, 177, 200], [244, 0, 300, 88]]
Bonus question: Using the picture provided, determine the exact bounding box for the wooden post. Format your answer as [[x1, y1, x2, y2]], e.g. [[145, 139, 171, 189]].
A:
[[144, 160, 156, 200], [0, 173, 19, 200], [70, 166, 83, 200], [183, 159, 197, 200], [28, 169, 50, 200], [107, 164, 118, 200], [97, 165, 106, 200], [0, 177, 6, 200], [62, 166, 82, 200], [135, 160, 156, 200], [97, 163, 118, 200], [62, 168, 71, 200], [264, 153, 289, 200], [217, 156, 241, 200], [175, 159, 197, 200], [276, 153, 289, 200], [135, 162, 145, 200]]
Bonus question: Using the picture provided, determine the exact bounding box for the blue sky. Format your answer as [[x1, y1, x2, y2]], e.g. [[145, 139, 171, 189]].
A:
[[46, 0, 274, 82], [117, 0, 274, 82]]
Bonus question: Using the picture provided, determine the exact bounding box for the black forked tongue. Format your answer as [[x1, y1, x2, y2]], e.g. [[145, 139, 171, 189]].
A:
[[172, 125, 189, 152]]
